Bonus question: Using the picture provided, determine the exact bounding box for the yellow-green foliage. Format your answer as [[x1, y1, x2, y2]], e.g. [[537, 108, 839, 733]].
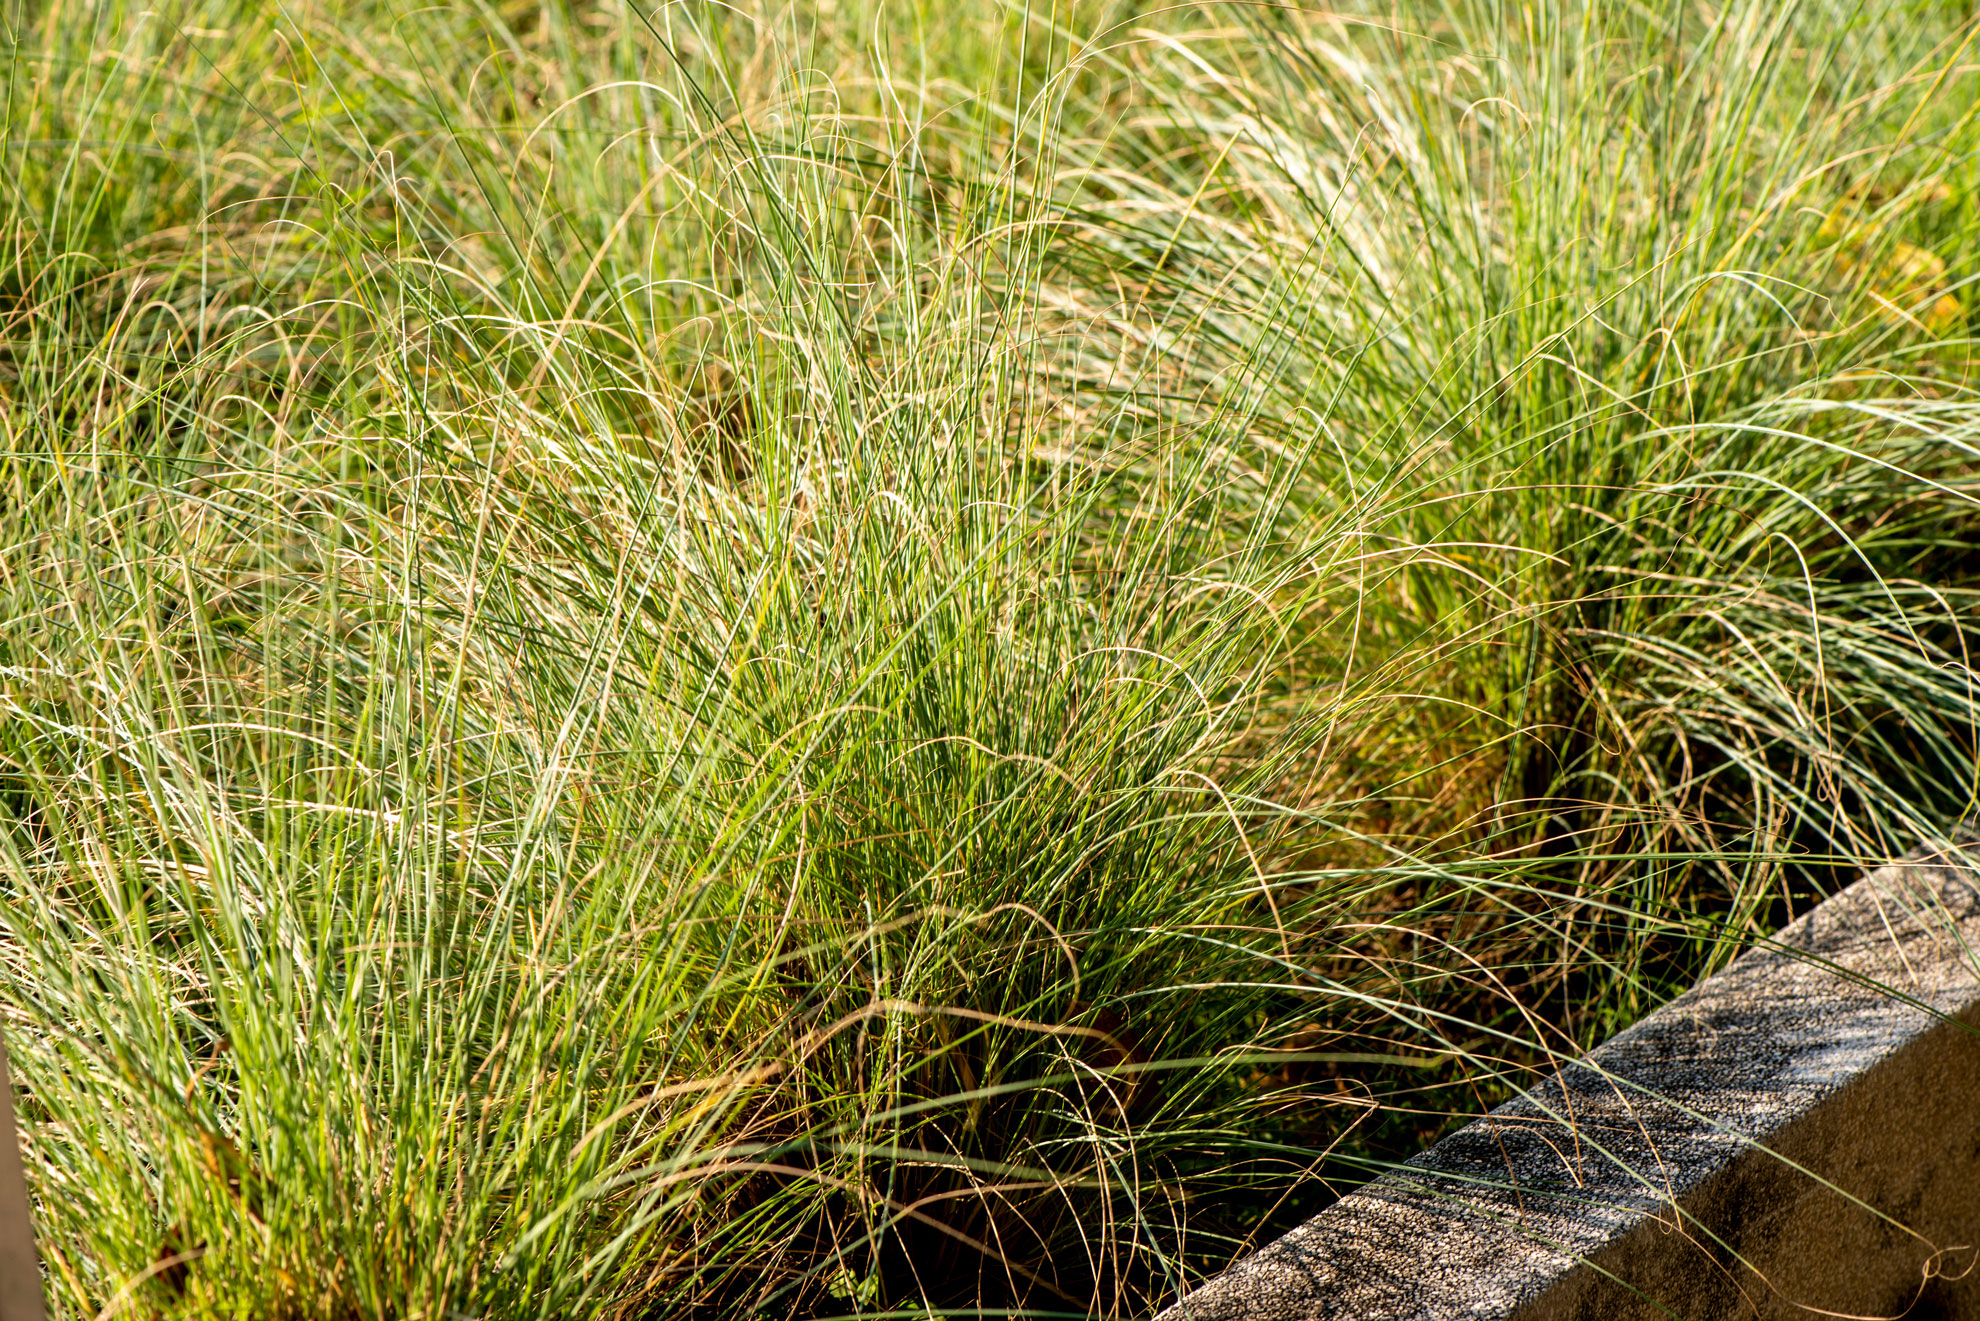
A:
[[0, 1, 1976, 1318]]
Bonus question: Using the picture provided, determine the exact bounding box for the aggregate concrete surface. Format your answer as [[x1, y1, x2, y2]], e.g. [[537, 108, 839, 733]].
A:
[[1156, 843, 1980, 1321]]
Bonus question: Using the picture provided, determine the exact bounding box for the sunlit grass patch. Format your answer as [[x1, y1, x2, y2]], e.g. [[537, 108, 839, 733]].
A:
[[0, 1, 1976, 1317]]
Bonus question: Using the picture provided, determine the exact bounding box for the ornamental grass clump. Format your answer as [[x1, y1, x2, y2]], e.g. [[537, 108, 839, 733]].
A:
[[0, 0, 1975, 1318], [1039, 0, 1980, 988]]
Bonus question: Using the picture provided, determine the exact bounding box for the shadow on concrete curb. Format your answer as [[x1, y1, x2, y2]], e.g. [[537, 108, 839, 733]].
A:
[[0, 1030, 41, 1321], [1158, 842, 1980, 1321]]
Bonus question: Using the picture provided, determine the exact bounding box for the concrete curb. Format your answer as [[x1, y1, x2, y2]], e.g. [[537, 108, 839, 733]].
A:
[[0, 1035, 41, 1321], [1157, 843, 1980, 1321]]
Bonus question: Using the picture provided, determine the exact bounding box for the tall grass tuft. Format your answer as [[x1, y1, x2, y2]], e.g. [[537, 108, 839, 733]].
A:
[[0, 0, 1975, 1318]]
